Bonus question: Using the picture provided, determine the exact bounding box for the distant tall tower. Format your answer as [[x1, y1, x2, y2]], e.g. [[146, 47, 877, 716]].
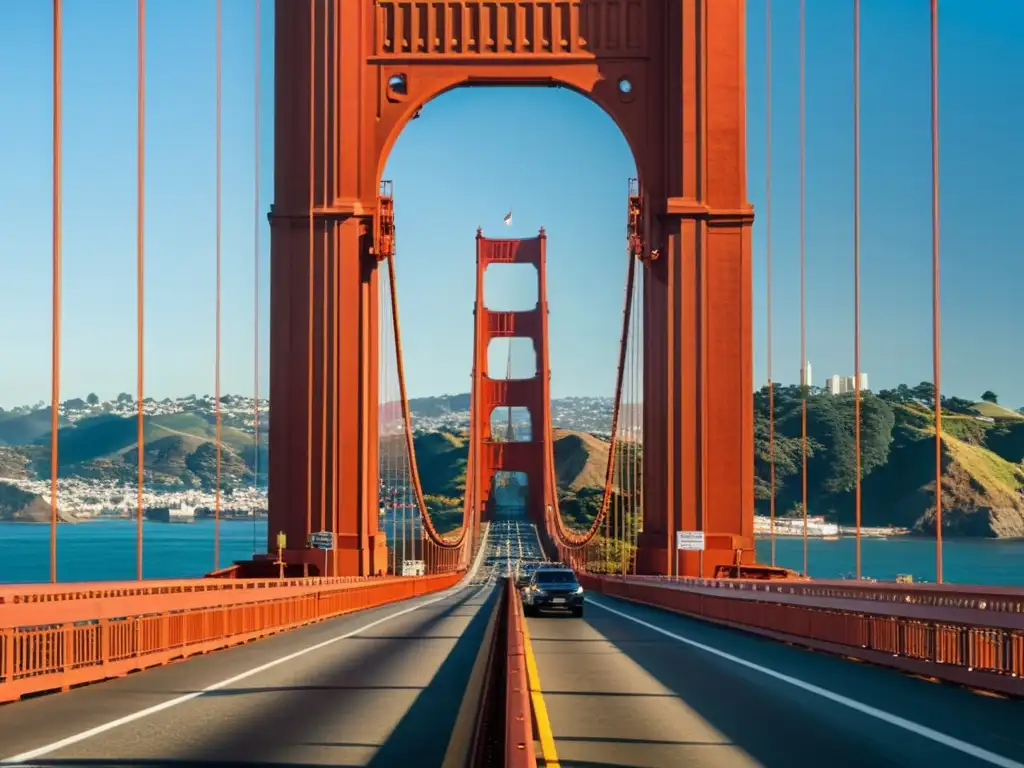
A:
[[800, 360, 813, 388]]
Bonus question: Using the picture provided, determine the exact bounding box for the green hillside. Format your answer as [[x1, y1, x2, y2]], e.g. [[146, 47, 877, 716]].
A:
[[24, 412, 259, 490], [755, 384, 1024, 537], [0, 408, 70, 446], [969, 401, 1024, 421]]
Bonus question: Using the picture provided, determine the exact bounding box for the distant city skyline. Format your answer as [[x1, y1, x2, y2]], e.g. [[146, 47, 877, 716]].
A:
[[1, 2, 1022, 409]]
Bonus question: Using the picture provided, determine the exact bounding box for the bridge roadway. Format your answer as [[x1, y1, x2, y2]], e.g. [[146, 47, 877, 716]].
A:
[[524, 586, 1024, 768], [0, 524, 512, 768], [0, 520, 1020, 767]]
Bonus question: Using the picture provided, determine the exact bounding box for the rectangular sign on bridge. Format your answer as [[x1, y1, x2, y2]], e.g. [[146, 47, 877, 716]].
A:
[[308, 531, 334, 550], [675, 531, 705, 551]]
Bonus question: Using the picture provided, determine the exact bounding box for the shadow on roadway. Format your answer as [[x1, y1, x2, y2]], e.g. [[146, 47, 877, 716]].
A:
[[366, 583, 497, 767], [562, 599, 1024, 768], [29, 584, 498, 768]]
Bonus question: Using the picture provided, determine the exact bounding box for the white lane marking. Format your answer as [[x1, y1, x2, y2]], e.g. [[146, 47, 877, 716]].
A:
[[2, 579, 488, 765], [589, 597, 1023, 768]]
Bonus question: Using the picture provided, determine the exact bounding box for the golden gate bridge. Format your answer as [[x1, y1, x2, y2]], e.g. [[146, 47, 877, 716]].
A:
[[0, 2, 1022, 766]]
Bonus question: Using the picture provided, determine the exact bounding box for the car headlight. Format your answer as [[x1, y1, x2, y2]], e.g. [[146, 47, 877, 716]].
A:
[[574, 586, 584, 595]]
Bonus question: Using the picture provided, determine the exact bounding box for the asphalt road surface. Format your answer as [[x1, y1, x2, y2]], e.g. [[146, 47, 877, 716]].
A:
[[525, 593, 1024, 768], [0, 558, 499, 767]]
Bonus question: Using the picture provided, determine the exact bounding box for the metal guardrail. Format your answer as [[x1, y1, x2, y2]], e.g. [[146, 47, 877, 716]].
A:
[[0, 574, 379, 606], [0, 573, 462, 704], [504, 577, 538, 768], [581, 574, 1024, 698], [622, 574, 1024, 615]]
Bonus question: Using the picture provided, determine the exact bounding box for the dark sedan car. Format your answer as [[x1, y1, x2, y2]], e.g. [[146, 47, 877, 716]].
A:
[[522, 566, 584, 618]]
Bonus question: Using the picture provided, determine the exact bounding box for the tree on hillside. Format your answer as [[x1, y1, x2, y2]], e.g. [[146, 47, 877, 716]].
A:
[[86, 393, 99, 406], [981, 390, 998, 404], [878, 384, 914, 404], [942, 395, 976, 414], [753, 411, 819, 502], [911, 381, 935, 406], [117, 393, 133, 403], [769, 391, 894, 500]]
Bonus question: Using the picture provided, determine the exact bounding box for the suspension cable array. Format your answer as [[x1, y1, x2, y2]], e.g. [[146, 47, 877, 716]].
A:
[[376, 183, 471, 575], [759, 0, 945, 583], [543, 179, 645, 571], [28, 1, 951, 587]]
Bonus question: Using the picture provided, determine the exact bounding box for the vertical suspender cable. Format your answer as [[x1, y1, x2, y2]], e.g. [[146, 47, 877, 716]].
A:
[[765, 0, 776, 567], [319, 4, 329, 549], [853, 0, 863, 580], [306, 0, 316, 552], [136, 0, 146, 580], [381, 269, 391, 574], [330, 3, 340, 576], [214, 0, 223, 571], [930, 0, 943, 584], [631, 286, 637, 572], [50, 0, 63, 584], [625, 292, 632, 573], [634, 273, 642, 571], [253, 0, 261, 558], [634, 264, 643, 573], [799, 0, 809, 578]]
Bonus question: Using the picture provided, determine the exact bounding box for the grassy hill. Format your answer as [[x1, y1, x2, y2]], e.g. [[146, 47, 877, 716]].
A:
[[21, 413, 259, 489], [552, 430, 609, 491], [757, 388, 1024, 537], [408, 428, 617, 498], [0, 408, 70, 446], [969, 401, 1024, 421], [844, 432, 1024, 537]]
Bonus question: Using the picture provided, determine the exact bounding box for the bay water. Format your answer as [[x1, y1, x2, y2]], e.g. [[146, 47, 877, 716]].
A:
[[0, 520, 1021, 586]]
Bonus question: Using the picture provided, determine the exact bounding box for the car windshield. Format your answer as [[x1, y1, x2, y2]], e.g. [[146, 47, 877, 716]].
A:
[[533, 570, 577, 584]]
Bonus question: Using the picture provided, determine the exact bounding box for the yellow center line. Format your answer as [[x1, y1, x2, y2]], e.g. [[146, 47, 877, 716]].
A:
[[521, 614, 561, 768]]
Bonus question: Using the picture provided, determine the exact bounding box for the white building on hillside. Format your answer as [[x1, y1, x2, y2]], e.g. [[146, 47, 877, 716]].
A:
[[825, 372, 869, 395], [800, 360, 813, 388]]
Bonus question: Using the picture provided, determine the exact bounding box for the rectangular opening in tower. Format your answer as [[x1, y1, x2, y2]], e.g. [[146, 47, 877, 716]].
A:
[[487, 337, 537, 379], [483, 263, 538, 311], [489, 405, 532, 442], [491, 470, 529, 519]]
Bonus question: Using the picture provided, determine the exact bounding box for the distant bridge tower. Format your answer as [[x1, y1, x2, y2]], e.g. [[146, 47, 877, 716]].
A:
[[469, 229, 555, 526]]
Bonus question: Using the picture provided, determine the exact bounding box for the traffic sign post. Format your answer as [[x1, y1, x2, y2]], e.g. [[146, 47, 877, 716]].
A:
[[675, 531, 706, 578], [308, 531, 334, 578]]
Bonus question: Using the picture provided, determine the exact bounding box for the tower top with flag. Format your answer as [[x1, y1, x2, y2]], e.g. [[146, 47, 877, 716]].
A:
[[503, 211, 512, 226]]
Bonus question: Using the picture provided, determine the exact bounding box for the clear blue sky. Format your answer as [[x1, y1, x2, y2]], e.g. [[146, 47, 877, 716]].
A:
[[1, 1, 1021, 409]]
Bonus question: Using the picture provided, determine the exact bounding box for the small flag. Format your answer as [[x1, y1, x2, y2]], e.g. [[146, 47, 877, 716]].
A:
[[503, 211, 512, 226]]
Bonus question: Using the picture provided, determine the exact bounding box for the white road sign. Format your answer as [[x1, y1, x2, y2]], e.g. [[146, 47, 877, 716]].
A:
[[675, 531, 705, 551]]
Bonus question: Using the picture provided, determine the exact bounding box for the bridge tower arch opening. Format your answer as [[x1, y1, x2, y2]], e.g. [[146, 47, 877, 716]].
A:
[[267, 0, 754, 577], [490, 471, 530, 521]]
